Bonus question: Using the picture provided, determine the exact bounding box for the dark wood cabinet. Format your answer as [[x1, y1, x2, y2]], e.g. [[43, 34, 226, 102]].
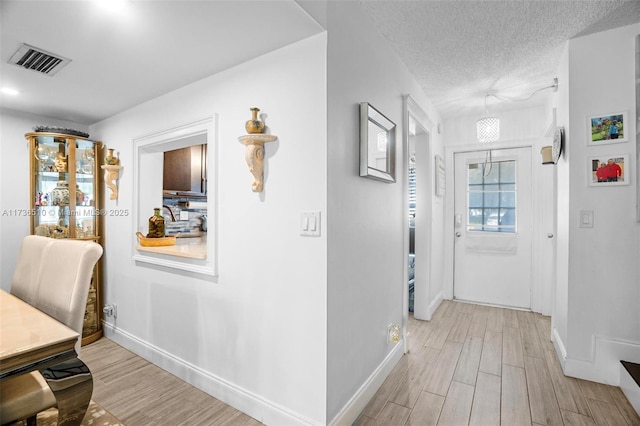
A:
[[163, 144, 207, 195]]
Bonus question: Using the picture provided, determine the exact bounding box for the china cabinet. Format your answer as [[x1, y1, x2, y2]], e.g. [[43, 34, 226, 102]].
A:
[[25, 131, 104, 345]]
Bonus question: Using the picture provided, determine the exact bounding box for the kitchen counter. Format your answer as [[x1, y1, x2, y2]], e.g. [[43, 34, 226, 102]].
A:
[[136, 235, 207, 260]]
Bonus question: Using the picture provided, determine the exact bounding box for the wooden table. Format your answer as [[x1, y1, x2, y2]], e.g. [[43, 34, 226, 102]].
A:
[[0, 290, 93, 425]]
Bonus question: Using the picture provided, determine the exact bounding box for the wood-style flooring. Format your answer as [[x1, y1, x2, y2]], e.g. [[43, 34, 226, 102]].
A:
[[80, 300, 640, 425], [356, 300, 640, 426], [80, 338, 262, 425]]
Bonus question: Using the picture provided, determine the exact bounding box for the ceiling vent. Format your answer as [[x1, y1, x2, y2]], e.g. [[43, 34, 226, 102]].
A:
[[8, 43, 71, 76]]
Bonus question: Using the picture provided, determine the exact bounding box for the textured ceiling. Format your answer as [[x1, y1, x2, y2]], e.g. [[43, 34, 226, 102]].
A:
[[1, 1, 639, 125], [361, 0, 640, 118]]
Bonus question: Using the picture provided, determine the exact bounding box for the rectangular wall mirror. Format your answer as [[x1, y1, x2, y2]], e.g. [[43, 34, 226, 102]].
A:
[[360, 102, 396, 182]]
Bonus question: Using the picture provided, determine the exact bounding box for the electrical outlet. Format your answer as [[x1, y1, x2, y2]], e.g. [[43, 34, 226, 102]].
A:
[[387, 324, 400, 344], [103, 304, 117, 319]]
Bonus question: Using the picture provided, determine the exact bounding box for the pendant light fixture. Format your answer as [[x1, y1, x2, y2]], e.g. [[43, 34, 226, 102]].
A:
[[476, 94, 500, 143], [476, 78, 559, 144]]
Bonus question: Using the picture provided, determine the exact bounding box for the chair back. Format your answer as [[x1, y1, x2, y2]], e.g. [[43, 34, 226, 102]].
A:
[[10, 235, 103, 353]]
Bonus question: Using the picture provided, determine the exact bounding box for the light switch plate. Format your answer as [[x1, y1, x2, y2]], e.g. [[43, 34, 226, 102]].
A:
[[579, 210, 593, 228], [179, 210, 189, 221], [300, 211, 321, 236]]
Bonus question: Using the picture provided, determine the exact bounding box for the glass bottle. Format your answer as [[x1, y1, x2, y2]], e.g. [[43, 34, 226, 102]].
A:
[[147, 207, 165, 238]]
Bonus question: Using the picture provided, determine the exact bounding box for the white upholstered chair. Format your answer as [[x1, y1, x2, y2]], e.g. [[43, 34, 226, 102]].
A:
[[0, 235, 103, 426]]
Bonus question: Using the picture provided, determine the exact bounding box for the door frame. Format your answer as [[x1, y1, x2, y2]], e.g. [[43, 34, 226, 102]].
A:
[[443, 139, 548, 313], [402, 95, 435, 353]]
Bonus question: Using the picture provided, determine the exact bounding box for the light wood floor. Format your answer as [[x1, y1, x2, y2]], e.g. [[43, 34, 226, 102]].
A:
[[80, 300, 640, 426], [356, 300, 640, 426], [80, 338, 262, 425]]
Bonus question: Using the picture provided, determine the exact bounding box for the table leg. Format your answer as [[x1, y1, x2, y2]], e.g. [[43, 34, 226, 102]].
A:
[[40, 358, 93, 426]]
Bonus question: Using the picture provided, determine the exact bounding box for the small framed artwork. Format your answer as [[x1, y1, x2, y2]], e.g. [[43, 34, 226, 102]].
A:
[[587, 112, 627, 145], [588, 155, 629, 186]]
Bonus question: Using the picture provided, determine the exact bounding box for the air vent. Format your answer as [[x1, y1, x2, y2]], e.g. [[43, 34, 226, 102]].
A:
[[8, 43, 71, 76]]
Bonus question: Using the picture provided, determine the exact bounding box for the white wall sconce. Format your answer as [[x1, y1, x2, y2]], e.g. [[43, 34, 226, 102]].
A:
[[101, 147, 123, 200], [238, 107, 277, 192]]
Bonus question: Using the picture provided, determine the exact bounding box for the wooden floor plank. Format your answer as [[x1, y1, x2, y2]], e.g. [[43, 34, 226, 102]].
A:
[[607, 385, 640, 425], [524, 355, 563, 426], [578, 379, 616, 404], [467, 309, 488, 339], [479, 330, 502, 377], [423, 341, 463, 396], [585, 397, 629, 425], [362, 355, 409, 418], [376, 401, 411, 426], [501, 364, 532, 425], [406, 391, 444, 426], [437, 381, 475, 426], [447, 312, 472, 343], [389, 348, 440, 408], [503, 326, 525, 368], [452, 337, 483, 386], [485, 307, 504, 333], [520, 321, 544, 359], [503, 308, 520, 329], [469, 372, 501, 426], [543, 349, 591, 417], [560, 410, 596, 425]]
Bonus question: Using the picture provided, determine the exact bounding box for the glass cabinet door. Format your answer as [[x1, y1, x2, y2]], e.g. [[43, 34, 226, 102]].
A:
[[33, 135, 72, 237], [31, 134, 99, 239]]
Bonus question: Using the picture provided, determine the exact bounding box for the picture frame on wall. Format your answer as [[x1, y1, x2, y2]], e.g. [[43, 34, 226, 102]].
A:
[[587, 154, 629, 186], [587, 112, 628, 145]]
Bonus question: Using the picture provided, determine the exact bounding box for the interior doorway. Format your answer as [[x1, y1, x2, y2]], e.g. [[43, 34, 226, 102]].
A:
[[453, 147, 533, 308], [406, 107, 432, 319]]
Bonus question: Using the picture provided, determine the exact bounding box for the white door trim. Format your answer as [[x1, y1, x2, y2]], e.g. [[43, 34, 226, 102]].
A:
[[402, 95, 435, 353]]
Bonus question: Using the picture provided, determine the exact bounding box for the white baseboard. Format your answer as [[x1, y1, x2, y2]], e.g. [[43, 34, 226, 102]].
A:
[[551, 327, 640, 386], [102, 322, 322, 426], [329, 341, 404, 426], [427, 291, 444, 319], [620, 363, 640, 415]]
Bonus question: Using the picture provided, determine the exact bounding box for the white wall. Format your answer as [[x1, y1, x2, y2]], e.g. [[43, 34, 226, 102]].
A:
[[0, 109, 88, 290], [89, 34, 328, 425], [320, 2, 443, 422], [552, 42, 571, 362], [560, 23, 640, 383]]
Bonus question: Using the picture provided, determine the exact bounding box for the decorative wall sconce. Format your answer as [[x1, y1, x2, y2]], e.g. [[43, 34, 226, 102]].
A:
[[238, 107, 277, 192], [101, 147, 123, 200]]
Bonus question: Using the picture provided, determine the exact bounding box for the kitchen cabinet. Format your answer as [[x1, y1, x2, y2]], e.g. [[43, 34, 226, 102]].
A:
[[25, 131, 104, 346], [163, 144, 207, 195]]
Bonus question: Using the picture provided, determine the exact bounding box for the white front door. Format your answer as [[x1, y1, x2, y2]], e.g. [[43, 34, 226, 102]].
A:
[[453, 147, 533, 309]]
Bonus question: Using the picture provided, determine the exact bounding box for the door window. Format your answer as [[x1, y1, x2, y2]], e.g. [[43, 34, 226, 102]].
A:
[[467, 160, 516, 233]]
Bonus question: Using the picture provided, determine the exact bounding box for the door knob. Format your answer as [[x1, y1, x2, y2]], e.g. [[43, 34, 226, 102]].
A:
[[455, 232, 461, 237], [547, 233, 554, 238]]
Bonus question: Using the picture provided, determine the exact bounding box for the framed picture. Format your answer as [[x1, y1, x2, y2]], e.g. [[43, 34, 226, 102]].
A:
[[587, 112, 628, 145], [588, 155, 629, 186]]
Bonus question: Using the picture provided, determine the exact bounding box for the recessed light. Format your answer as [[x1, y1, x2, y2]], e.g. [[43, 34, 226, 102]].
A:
[[1, 88, 20, 96]]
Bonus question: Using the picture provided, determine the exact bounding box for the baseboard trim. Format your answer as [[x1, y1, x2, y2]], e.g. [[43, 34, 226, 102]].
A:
[[552, 328, 640, 386], [427, 291, 444, 320], [329, 341, 404, 426], [102, 322, 322, 426]]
